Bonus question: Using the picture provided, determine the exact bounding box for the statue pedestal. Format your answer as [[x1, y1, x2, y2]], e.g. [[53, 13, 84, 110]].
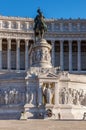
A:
[[53, 104, 86, 120], [23, 103, 37, 119], [44, 104, 57, 119], [31, 39, 52, 68]]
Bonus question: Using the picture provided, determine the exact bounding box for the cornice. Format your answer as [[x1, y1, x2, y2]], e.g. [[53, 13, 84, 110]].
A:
[[0, 31, 86, 40], [0, 15, 33, 22], [0, 15, 86, 22]]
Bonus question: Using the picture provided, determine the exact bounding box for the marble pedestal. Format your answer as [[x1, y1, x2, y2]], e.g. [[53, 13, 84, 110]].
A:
[[54, 104, 86, 120], [31, 39, 52, 68], [22, 104, 38, 119]]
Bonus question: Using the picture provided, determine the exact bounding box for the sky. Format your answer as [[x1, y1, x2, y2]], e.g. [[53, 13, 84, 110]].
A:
[[0, 0, 86, 19]]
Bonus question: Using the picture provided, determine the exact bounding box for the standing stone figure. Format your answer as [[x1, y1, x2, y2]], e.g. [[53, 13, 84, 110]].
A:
[[4, 91, 8, 105], [29, 92, 34, 104], [43, 84, 53, 104]]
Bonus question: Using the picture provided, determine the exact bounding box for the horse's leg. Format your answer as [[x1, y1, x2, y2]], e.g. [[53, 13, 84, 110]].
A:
[[41, 30, 44, 39], [34, 32, 36, 43]]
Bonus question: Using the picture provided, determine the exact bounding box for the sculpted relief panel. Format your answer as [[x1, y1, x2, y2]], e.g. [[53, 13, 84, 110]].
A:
[[0, 88, 26, 105], [32, 48, 51, 64], [59, 87, 86, 106]]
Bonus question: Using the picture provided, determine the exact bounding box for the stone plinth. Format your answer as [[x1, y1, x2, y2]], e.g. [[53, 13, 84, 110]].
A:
[[23, 103, 38, 119], [31, 39, 52, 68]]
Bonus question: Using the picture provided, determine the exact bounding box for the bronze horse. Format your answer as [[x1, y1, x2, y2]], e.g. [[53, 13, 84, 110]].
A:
[[34, 9, 47, 42]]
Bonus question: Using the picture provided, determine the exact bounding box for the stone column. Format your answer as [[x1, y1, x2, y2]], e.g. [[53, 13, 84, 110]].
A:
[[16, 39, 20, 70], [0, 38, 2, 69], [8, 21, 11, 29], [7, 39, 11, 70], [51, 40, 55, 66], [69, 40, 72, 71], [60, 23, 63, 32], [0, 21, 2, 29], [77, 23, 80, 31], [77, 40, 81, 71], [26, 22, 29, 31], [25, 40, 29, 70], [17, 22, 21, 30], [60, 40, 64, 70], [69, 23, 72, 32], [55, 82, 59, 105], [38, 82, 43, 106], [51, 23, 54, 31]]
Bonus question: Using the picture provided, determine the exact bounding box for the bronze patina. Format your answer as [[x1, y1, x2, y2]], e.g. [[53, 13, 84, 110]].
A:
[[34, 8, 47, 41]]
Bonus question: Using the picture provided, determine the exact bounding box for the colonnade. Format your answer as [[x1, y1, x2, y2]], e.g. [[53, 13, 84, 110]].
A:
[[51, 40, 86, 71], [0, 38, 85, 71], [0, 38, 32, 70]]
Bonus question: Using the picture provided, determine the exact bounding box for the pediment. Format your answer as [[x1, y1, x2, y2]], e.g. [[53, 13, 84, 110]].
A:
[[38, 72, 58, 79], [46, 72, 58, 78]]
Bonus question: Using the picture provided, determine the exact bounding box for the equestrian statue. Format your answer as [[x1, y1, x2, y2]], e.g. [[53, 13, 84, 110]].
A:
[[33, 8, 47, 42]]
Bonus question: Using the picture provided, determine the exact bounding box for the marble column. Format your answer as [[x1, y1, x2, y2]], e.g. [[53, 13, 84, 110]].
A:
[[77, 23, 80, 31], [26, 22, 29, 31], [60, 23, 63, 32], [17, 22, 21, 30], [25, 40, 29, 70], [60, 40, 64, 71], [0, 38, 2, 69], [69, 23, 72, 32], [77, 40, 81, 71], [55, 82, 59, 105], [16, 39, 20, 70], [38, 82, 43, 106], [0, 21, 2, 29], [51, 23, 54, 32], [7, 39, 11, 70], [51, 40, 55, 66], [8, 21, 11, 29], [69, 40, 72, 71]]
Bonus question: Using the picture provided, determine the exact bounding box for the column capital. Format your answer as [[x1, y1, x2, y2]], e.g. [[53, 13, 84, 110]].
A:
[[16, 39, 20, 42], [39, 82, 43, 86], [60, 39, 64, 43], [78, 39, 81, 43], [7, 38, 11, 42], [51, 40, 55, 44], [25, 39, 29, 43], [68, 40, 72, 43]]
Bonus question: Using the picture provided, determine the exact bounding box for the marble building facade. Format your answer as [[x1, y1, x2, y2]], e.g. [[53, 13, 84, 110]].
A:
[[0, 16, 86, 71], [0, 16, 86, 119]]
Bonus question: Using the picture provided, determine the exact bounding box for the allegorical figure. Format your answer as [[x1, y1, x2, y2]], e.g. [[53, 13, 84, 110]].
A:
[[43, 84, 54, 104], [33, 8, 47, 41]]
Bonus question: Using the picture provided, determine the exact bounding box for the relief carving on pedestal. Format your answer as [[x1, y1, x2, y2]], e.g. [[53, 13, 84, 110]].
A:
[[32, 48, 51, 63], [59, 87, 86, 106], [0, 88, 26, 105]]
